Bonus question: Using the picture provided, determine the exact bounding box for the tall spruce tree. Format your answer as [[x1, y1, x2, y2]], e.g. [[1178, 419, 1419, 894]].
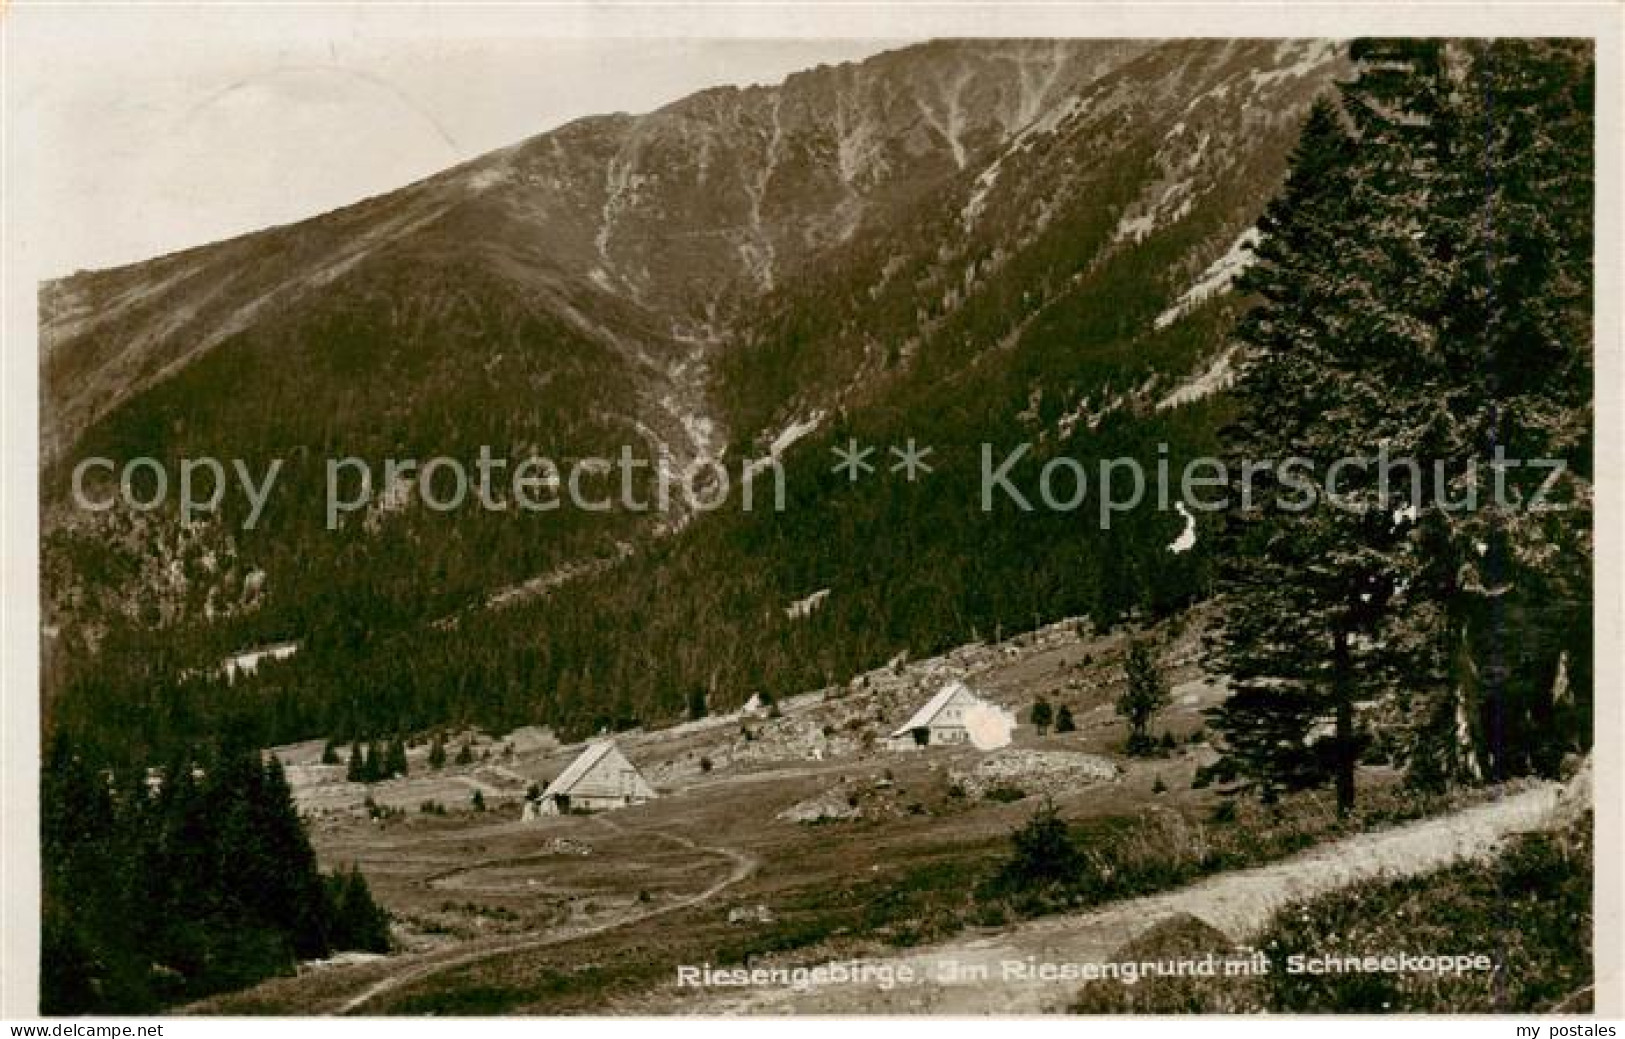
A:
[[1209, 40, 1593, 806], [1329, 39, 1592, 784]]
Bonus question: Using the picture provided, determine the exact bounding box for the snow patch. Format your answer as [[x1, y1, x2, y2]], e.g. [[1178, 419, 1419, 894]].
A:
[[1055, 395, 1102, 440], [964, 703, 1018, 751], [300, 951, 387, 974], [962, 94, 1085, 228], [770, 412, 824, 457], [739, 93, 786, 290], [915, 66, 976, 169], [1155, 227, 1261, 329], [785, 588, 831, 620], [746, 410, 825, 478], [1168, 501, 1198, 554], [1056, 373, 1157, 439], [961, 163, 1004, 226]]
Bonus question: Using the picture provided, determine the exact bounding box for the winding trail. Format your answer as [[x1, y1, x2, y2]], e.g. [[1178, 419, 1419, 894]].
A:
[[688, 782, 1563, 1014], [331, 820, 756, 1014]]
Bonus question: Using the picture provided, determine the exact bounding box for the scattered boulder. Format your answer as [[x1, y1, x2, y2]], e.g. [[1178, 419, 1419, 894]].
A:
[[777, 788, 863, 824], [1071, 912, 1241, 1013], [297, 950, 389, 975], [1171, 677, 1228, 708]]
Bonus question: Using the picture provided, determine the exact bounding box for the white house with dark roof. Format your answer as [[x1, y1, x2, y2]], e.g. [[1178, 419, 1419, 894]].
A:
[[887, 680, 994, 748], [533, 740, 656, 816]]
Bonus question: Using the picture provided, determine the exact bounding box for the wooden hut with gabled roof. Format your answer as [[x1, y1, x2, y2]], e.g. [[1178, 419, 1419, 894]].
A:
[[886, 680, 994, 748], [533, 740, 656, 815]]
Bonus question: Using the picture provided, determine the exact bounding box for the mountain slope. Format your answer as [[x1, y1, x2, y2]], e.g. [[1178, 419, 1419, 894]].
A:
[[41, 40, 1154, 460]]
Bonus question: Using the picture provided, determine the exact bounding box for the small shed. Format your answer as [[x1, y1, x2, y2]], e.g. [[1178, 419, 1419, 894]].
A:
[[533, 740, 656, 815], [887, 680, 994, 748]]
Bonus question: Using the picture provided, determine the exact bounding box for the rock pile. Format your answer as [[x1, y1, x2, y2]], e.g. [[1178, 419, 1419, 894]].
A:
[[950, 749, 1118, 800], [777, 787, 864, 824]]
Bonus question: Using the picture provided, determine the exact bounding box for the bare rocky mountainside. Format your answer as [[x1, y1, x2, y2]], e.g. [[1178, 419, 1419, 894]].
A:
[[41, 39, 1343, 751]]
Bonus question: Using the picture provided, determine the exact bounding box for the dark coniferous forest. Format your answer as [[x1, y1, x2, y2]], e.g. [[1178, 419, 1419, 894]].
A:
[[41, 737, 390, 1012], [1205, 39, 1592, 809], [37, 37, 1592, 1012]]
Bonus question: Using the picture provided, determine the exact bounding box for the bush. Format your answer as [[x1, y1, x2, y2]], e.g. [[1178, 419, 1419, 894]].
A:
[[40, 741, 345, 1012], [983, 782, 1461, 925], [325, 865, 392, 954], [346, 741, 367, 783], [994, 798, 1081, 892], [1118, 640, 1169, 755]]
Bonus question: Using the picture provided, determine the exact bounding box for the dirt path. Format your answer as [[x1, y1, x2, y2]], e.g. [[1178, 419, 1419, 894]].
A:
[[688, 782, 1562, 1014], [328, 821, 756, 1014]]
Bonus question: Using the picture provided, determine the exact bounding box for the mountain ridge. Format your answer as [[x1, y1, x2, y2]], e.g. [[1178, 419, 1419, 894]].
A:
[[39, 39, 1230, 459], [41, 37, 1346, 758]]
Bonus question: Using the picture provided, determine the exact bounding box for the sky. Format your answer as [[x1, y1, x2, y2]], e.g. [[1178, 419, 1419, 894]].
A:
[[10, 17, 900, 279]]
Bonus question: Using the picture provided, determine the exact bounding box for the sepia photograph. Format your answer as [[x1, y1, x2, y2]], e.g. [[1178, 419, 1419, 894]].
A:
[[3, 2, 1619, 1025]]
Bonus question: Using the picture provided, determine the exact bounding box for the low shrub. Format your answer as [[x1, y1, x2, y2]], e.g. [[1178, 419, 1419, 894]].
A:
[[1068, 813, 1593, 1013]]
